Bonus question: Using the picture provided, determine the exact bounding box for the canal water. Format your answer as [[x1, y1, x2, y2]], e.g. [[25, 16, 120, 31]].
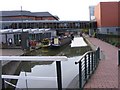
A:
[[8, 37, 91, 89]]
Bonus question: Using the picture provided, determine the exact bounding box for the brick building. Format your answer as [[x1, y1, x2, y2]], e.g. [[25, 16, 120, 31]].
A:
[[94, 1, 120, 35], [0, 10, 59, 21]]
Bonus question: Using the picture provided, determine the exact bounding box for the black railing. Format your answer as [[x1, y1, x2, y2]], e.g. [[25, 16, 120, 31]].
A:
[[75, 47, 100, 89]]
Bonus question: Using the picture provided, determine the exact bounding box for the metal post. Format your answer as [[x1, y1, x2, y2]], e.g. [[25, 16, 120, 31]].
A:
[[2, 79, 5, 89], [84, 55, 87, 80], [56, 61, 62, 90], [0, 61, 2, 90], [91, 52, 94, 71], [79, 61, 82, 89], [98, 47, 100, 60], [88, 53, 90, 75], [94, 52, 96, 68], [118, 49, 120, 65]]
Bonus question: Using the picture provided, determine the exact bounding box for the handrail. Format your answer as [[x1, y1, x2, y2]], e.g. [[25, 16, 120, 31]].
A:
[[75, 47, 100, 65], [0, 56, 68, 61], [75, 47, 100, 89], [75, 51, 93, 64]]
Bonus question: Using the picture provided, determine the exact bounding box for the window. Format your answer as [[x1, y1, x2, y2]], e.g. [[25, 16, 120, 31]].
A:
[[107, 29, 109, 34]]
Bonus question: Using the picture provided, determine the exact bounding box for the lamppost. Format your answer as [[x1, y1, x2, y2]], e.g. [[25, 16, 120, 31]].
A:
[[21, 6, 23, 33]]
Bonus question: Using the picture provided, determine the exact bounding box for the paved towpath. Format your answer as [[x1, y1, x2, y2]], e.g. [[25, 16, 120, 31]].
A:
[[84, 37, 119, 89]]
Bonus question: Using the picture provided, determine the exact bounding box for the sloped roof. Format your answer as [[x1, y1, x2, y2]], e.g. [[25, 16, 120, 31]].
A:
[[0, 10, 32, 16], [0, 10, 54, 17]]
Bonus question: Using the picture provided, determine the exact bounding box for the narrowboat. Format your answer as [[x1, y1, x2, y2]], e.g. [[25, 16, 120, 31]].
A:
[[50, 36, 71, 47]]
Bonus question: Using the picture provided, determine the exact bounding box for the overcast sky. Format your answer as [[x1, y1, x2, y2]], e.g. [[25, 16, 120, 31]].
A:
[[0, 0, 119, 20]]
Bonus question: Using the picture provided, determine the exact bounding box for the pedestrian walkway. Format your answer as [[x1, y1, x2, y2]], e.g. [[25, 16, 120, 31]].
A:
[[84, 37, 119, 89]]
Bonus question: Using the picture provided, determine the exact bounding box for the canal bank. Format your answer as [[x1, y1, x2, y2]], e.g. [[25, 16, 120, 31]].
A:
[[0, 48, 24, 74], [1, 48, 25, 76], [0, 49, 24, 66], [83, 35, 105, 60], [0, 48, 24, 89]]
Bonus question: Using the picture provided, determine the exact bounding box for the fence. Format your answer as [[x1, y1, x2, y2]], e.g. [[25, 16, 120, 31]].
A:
[[75, 47, 100, 89]]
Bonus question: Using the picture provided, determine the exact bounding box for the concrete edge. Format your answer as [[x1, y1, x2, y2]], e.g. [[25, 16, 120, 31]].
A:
[[83, 36, 105, 60], [83, 36, 97, 51]]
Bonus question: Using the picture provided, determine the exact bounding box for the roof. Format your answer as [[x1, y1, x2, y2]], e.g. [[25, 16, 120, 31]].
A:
[[0, 10, 54, 17], [0, 10, 32, 16]]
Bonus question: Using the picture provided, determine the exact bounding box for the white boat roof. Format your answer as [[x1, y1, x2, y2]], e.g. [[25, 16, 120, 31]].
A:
[[0, 28, 51, 34]]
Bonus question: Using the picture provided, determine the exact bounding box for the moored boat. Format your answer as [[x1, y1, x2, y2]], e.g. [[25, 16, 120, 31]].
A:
[[50, 36, 71, 48], [40, 38, 50, 48]]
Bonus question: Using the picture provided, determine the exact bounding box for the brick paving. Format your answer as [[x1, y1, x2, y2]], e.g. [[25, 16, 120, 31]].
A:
[[84, 37, 119, 89]]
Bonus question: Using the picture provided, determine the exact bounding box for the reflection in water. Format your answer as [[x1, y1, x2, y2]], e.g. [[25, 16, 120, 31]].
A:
[[26, 45, 91, 57], [10, 37, 91, 88], [58, 45, 91, 57], [16, 56, 81, 88]]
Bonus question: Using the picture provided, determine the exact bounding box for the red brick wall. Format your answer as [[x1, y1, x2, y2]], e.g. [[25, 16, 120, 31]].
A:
[[95, 2, 119, 27], [41, 17, 57, 20], [118, 2, 120, 26], [3, 16, 36, 20], [94, 3, 101, 27], [3, 16, 57, 20]]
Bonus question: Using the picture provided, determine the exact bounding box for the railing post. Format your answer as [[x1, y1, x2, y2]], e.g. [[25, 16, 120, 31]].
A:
[[94, 51, 96, 68], [96, 48, 98, 65], [88, 53, 90, 75], [2, 79, 5, 89], [95, 50, 97, 67], [56, 61, 62, 90], [91, 52, 94, 71], [98, 47, 100, 60], [0, 61, 2, 90], [118, 49, 120, 65], [79, 61, 82, 89], [84, 55, 87, 80]]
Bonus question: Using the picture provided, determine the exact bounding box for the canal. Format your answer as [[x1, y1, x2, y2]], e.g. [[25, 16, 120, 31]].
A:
[[5, 37, 91, 89]]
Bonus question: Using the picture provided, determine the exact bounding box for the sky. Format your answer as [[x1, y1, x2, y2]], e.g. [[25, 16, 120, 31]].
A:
[[0, 0, 119, 21]]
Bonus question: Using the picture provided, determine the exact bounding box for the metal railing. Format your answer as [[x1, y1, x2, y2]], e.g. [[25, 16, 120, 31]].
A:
[[75, 47, 100, 89], [0, 56, 68, 90]]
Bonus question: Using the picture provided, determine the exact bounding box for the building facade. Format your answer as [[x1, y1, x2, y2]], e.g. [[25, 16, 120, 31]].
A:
[[89, 6, 95, 21], [0, 10, 59, 48], [94, 2, 120, 35]]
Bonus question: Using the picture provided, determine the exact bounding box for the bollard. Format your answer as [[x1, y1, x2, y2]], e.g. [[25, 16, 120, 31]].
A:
[[118, 49, 120, 66]]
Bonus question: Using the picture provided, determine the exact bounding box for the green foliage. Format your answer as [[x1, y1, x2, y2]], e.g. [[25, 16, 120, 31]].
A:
[[108, 40, 120, 47], [82, 29, 89, 34]]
